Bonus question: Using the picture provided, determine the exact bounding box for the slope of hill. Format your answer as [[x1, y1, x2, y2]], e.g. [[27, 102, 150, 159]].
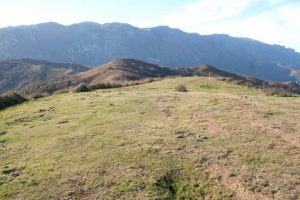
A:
[[0, 77, 300, 199], [0, 22, 300, 81], [0, 59, 89, 94]]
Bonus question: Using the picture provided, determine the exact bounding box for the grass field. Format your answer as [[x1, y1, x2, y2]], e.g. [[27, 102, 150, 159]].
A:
[[0, 77, 300, 200]]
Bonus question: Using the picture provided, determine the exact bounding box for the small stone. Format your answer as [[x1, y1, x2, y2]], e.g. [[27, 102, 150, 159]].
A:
[[175, 134, 185, 138], [197, 135, 208, 139], [14, 117, 31, 123], [62, 196, 72, 200], [58, 120, 69, 124], [12, 170, 20, 177], [0, 130, 7, 135], [175, 131, 194, 138], [48, 107, 55, 112]]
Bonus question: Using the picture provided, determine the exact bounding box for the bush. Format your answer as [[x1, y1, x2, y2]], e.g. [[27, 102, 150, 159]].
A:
[[32, 93, 46, 99], [89, 83, 122, 90], [75, 84, 90, 93], [75, 79, 161, 93], [75, 83, 123, 93], [175, 84, 188, 92], [0, 93, 27, 110]]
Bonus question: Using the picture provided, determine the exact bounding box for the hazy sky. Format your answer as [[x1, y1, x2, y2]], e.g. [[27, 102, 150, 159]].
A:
[[0, 0, 299, 52]]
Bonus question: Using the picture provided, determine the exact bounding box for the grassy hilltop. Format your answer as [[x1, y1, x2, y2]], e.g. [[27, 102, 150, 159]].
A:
[[0, 77, 300, 200]]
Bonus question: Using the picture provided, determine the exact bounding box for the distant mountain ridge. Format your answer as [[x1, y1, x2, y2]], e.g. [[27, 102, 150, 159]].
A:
[[0, 22, 300, 82]]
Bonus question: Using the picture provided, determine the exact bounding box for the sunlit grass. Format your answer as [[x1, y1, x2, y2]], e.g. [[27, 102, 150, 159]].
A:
[[0, 77, 299, 199]]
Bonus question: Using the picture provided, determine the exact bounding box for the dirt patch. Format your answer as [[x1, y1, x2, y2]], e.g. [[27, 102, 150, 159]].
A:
[[206, 165, 272, 200]]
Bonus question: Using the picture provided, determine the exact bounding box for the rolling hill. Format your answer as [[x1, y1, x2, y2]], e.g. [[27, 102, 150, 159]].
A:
[[0, 76, 300, 199], [0, 22, 300, 81], [77, 59, 177, 85]]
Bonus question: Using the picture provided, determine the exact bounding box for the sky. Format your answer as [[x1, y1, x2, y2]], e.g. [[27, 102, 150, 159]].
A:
[[0, 0, 299, 52]]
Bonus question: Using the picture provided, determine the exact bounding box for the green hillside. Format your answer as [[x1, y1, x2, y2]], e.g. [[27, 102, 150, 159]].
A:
[[0, 77, 300, 200]]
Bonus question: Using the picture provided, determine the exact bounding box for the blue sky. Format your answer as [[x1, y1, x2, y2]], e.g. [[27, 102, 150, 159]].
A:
[[0, 0, 299, 52]]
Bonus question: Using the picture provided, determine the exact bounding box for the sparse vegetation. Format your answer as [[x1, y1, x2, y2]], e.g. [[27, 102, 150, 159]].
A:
[[264, 88, 296, 97]]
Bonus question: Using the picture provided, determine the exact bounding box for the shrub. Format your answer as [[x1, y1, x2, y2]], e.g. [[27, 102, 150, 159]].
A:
[[89, 83, 122, 90], [75, 84, 90, 93], [32, 93, 47, 99], [0, 93, 27, 110], [175, 84, 188, 92], [75, 83, 123, 93], [75, 79, 161, 93]]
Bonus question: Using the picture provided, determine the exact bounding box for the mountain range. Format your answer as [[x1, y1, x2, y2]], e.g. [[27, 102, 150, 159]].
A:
[[1, 22, 300, 82]]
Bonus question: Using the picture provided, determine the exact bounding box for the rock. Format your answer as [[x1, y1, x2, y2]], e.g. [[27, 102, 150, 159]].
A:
[[175, 131, 194, 138], [62, 196, 72, 200], [38, 107, 55, 113], [14, 117, 31, 123], [176, 145, 186, 150], [196, 135, 209, 142], [0, 130, 6, 135], [2, 167, 21, 176], [48, 107, 55, 112], [12, 170, 20, 177], [175, 133, 185, 138], [58, 120, 69, 124]]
